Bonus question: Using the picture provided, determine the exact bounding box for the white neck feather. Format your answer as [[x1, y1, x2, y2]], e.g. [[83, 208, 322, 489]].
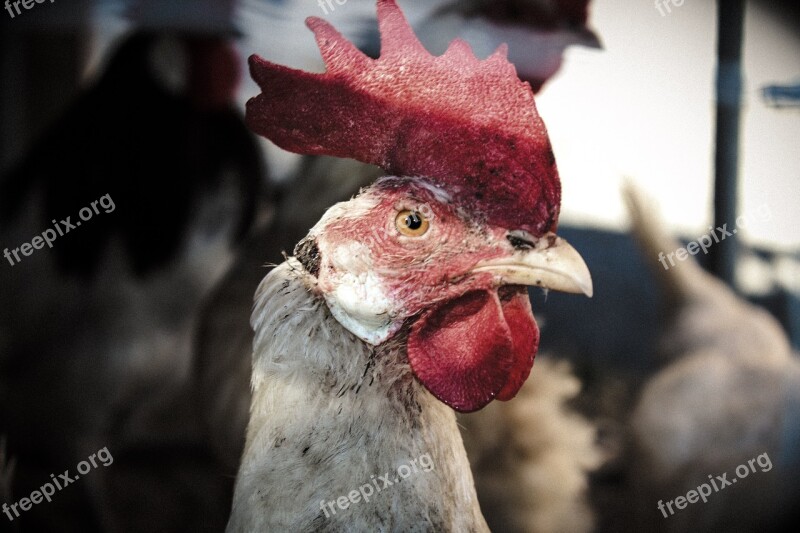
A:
[[227, 259, 488, 532]]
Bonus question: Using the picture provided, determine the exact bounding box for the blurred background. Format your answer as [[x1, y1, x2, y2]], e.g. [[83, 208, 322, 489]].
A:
[[0, 0, 798, 531]]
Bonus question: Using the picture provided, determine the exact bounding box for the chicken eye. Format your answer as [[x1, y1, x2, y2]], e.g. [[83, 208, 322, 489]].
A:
[[395, 210, 430, 237]]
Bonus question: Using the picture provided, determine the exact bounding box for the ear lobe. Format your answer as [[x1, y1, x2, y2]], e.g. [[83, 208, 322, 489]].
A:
[[294, 236, 321, 277]]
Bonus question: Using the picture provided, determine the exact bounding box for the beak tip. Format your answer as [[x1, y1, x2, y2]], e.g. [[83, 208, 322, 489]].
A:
[[577, 266, 593, 298], [583, 282, 594, 298]]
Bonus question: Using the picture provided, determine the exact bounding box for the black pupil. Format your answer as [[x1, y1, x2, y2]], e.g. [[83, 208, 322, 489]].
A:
[[405, 212, 423, 230]]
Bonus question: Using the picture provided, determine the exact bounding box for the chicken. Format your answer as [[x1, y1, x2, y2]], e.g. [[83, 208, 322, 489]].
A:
[[0, 27, 267, 531], [226, 1, 593, 530], [0, 31, 263, 277], [420, 0, 600, 91], [197, 0, 600, 475], [624, 186, 800, 532]]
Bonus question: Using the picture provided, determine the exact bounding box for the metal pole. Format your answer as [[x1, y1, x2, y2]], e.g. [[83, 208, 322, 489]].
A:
[[709, 0, 745, 287]]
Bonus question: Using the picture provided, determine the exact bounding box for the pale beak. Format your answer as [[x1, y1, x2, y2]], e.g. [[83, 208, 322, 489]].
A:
[[472, 232, 593, 297]]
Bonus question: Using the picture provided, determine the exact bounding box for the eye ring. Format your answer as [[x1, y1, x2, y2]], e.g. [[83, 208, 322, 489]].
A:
[[395, 209, 430, 237]]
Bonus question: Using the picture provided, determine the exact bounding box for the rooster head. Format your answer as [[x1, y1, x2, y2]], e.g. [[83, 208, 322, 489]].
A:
[[246, 0, 592, 412], [294, 176, 591, 412]]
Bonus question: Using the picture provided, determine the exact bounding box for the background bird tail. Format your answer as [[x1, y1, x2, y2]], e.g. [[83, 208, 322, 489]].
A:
[[621, 181, 707, 314]]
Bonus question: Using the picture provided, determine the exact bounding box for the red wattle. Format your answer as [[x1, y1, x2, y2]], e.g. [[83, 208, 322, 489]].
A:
[[496, 287, 539, 401], [407, 289, 538, 412]]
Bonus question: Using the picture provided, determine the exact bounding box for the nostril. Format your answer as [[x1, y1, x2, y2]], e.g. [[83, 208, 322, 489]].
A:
[[507, 231, 535, 250]]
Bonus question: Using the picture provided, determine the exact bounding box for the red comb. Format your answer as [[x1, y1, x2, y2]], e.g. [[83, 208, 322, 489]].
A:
[[246, 0, 561, 234]]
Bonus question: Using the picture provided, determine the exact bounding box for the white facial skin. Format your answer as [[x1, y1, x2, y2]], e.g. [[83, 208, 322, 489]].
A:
[[326, 240, 395, 344]]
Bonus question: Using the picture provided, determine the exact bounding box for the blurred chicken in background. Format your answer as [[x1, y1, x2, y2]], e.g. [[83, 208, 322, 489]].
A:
[[420, 0, 601, 91], [620, 186, 800, 532], [0, 0, 268, 530], [461, 356, 602, 533]]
